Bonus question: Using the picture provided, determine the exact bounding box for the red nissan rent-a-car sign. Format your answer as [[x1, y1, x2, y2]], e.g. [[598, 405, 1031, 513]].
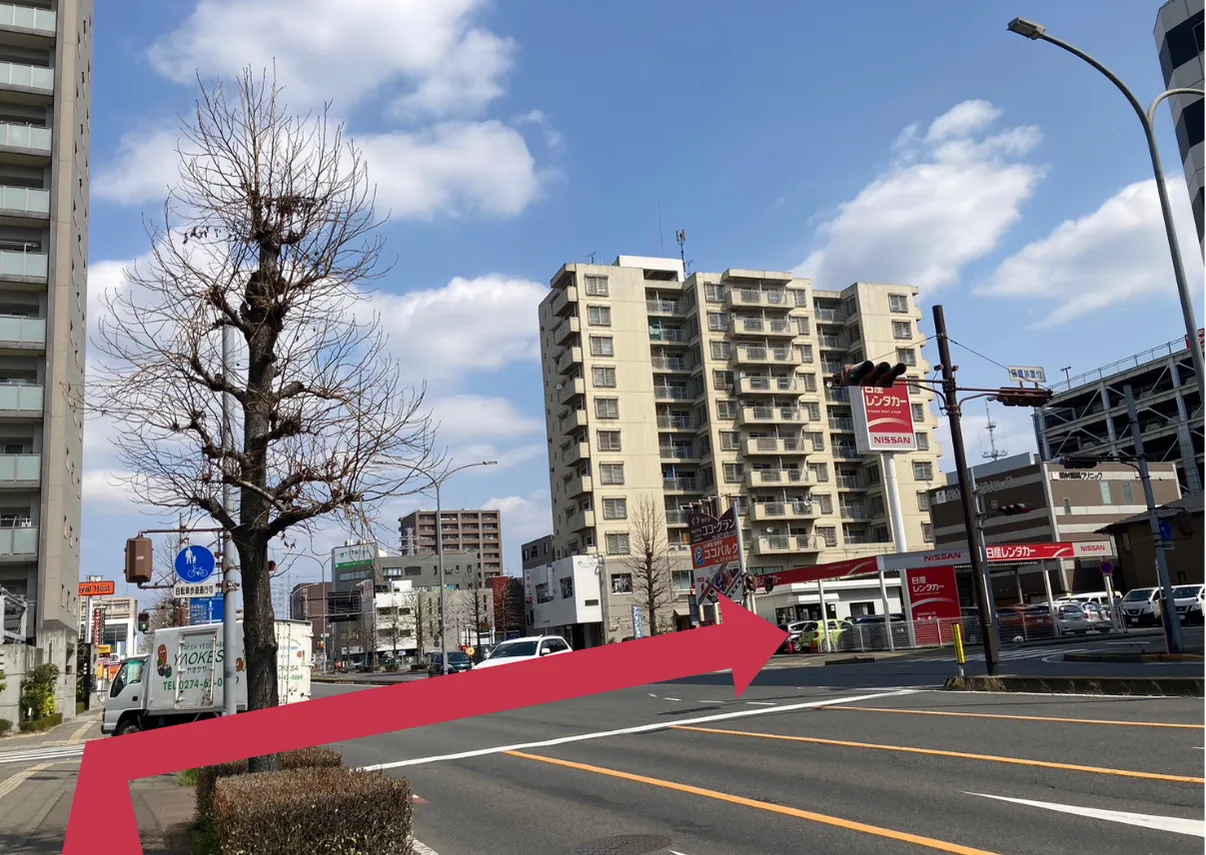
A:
[[905, 565, 961, 645], [852, 383, 916, 454]]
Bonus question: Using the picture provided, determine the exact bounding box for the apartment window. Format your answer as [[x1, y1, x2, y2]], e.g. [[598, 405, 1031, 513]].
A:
[[716, 400, 738, 419], [711, 340, 731, 360], [911, 403, 926, 422], [817, 526, 838, 547], [922, 523, 934, 542], [804, 402, 821, 420], [816, 493, 833, 514], [605, 533, 630, 555], [705, 284, 725, 303], [1063, 498, 1072, 515], [584, 275, 609, 297], [889, 294, 910, 313], [587, 305, 611, 326], [589, 335, 614, 357], [896, 348, 916, 366], [611, 573, 633, 593], [808, 461, 829, 483], [602, 497, 628, 520], [723, 462, 744, 483], [796, 317, 810, 335], [1121, 482, 1134, 504], [595, 397, 619, 419], [800, 344, 813, 363], [917, 491, 931, 511], [599, 463, 625, 485], [802, 373, 817, 392], [596, 430, 622, 452], [912, 461, 933, 481], [672, 570, 692, 593], [914, 432, 929, 451], [713, 370, 734, 390], [892, 320, 912, 340], [707, 311, 729, 332], [1100, 482, 1111, 504], [808, 432, 825, 451], [592, 366, 617, 387]]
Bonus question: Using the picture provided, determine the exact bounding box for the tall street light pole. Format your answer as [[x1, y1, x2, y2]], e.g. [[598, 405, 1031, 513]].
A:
[[421, 460, 498, 674], [1007, 17, 1206, 397]]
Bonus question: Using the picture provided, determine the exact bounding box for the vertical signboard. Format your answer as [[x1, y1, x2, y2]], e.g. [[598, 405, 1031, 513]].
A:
[[631, 605, 644, 640], [904, 565, 961, 645], [688, 505, 743, 603], [851, 384, 916, 453], [91, 608, 104, 647]]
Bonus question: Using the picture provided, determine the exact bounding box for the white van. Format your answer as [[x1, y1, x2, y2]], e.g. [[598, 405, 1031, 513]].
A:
[[1172, 584, 1205, 625], [1119, 587, 1163, 627]]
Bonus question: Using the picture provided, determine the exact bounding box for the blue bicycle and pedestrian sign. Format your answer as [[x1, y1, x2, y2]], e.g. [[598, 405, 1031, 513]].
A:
[[175, 545, 216, 584]]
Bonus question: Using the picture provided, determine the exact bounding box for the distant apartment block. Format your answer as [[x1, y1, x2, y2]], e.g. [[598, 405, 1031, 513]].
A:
[[1155, 0, 1204, 248], [521, 534, 553, 570], [536, 255, 945, 583], [1034, 335, 1203, 493], [399, 508, 503, 578]]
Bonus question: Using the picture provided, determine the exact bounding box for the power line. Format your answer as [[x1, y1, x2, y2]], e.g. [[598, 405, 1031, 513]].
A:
[[948, 337, 1012, 373]]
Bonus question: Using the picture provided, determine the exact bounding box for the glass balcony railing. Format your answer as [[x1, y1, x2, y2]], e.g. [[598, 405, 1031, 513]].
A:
[[0, 186, 48, 215], [0, 452, 38, 481], [0, 122, 50, 152], [0, 383, 42, 411], [0, 250, 46, 279], [0, 523, 36, 555], [0, 4, 55, 33], [0, 314, 43, 346], [0, 61, 52, 91]]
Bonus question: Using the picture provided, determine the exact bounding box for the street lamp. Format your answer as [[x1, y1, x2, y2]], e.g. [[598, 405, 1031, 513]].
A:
[[272, 552, 332, 672], [418, 460, 498, 674], [1006, 17, 1206, 398]]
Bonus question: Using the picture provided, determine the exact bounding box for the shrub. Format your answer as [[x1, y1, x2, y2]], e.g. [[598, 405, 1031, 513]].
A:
[[17, 712, 63, 733], [195, 746, 343, 823], [0, 718, 11, 736], [212, 766, 413, 855], [19, 663, 59, 721]]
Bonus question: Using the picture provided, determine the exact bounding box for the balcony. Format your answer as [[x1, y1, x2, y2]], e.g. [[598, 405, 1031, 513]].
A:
[[751, 501, 818, 522], [651, 355, 689, 372], [565, 474, 592, 498], [734, 317, 795, 337], [752, 534, 824, 556], [0, 523, 35, 556], [0, 314, 43, 350], [556, 346, 582, 375], [836, 474, 866, 490], [734, 345, 794, 365], [659, 445, 698, 461], [743, 436, 807, 456], [665, 509, 687, 525], [551, 285, 578, 317], [566, 509, 595, 531], [649, 327, 686, 344], [653, 384, 692, 401], [0, 249, 45, 282], [826, 387, 850, 403], [818, 334, 848, 350], [662, 476, 699, 492], [739, 376, 798, 396], [740, 406, 805, 426], [0, 61, 53, 94], [0, 452, 37, 486], [726, 289, 790, 310], [0, 122, 49, 155], [833, 444, 862, 460], [828, 417, 854, 432], [646, 298, 681, 315], [0, 383, 41, 415], [558, 409, 588, 432], [840, 504, 873, 520], [0, 4, 55, 35], [814, 307, 843, 323], [564, 442, 590, 465], [557, 376, 585, 405], [0, 186, 48, 219], [745, 468, 816, 489], [657, 413, 694, 431], [552, 314, 579, 345]]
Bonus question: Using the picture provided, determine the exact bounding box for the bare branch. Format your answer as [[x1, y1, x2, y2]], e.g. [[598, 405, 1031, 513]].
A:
[[624, 496, 676, 636]]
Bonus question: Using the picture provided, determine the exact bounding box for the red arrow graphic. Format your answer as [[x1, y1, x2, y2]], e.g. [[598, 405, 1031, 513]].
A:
[[62, 595, 783, 855]]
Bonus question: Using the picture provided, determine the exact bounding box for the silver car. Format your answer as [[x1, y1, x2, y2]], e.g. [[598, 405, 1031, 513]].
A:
[[1053, 602, 1090, 635], [1079, 601, 1113, 633]]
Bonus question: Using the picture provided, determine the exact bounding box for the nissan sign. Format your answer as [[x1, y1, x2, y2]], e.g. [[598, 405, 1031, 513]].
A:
[[851, 383, 917, 453]]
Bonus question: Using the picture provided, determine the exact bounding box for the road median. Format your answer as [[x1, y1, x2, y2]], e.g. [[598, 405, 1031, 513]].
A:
[[942, 674, 1204, 696], [1061, 651, 1204, 663]]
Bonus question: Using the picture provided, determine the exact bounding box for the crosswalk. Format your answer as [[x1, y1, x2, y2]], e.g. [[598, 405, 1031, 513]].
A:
[[0, 742, 87, 767]]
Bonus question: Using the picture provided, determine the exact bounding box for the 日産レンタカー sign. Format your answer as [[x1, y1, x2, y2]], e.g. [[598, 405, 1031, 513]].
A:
[[851, 383, 916, 453]]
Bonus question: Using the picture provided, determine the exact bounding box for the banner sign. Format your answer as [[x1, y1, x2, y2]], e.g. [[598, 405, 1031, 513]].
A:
[[688, 505, 744, 603], [851, 383, 916, 453]]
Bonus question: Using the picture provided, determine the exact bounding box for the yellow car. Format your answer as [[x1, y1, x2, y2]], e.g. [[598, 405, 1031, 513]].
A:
[[798, 618, 852, 652]]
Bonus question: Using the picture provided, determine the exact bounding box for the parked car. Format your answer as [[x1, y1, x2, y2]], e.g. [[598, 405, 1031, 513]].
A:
[[775, 624, 802, 654], [798, 619, 852, 652], [472, 635, 573, 670], [427, 651, 474, 677], [1171, 584, 1205, 626], [997, 605, 1053, 641], [1078, 601, 1114, 633], [1051, 602, 1091, 635], [838, 614, 910, 651], [1119, 587, 1163, 627]]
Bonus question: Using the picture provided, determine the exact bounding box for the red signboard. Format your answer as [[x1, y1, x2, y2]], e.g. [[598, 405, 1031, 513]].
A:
[[905, 565, 961, 645], [762, 556, 880, 588], [79, 580, 116, 598], [852, 383, 916, 453], [91, 608, 103, 645]]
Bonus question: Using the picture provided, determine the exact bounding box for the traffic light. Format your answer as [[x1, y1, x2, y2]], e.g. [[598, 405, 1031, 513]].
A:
[[832, 361, 909, 388], [993, 387, 1053, 407], [998, 503, 1032, 516], [137, 611, 150, 633], [125, 537, 153, 585], [762, 575, 776, 594], [744, 575, 757, 594]]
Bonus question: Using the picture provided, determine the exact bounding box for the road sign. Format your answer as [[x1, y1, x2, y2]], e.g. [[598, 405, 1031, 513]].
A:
[[175, 545, 216, 584], [78, 580, 115, 598], [188, 596, 224, 625], [173, 581, 219, 599], [1007, 365, 1047, 384], [851, 385, 916, 452], [1099, 561, 1114, 576]]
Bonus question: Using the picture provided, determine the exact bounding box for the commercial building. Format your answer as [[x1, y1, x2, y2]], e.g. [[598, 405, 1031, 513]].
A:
[[1155, 0, 1204, 249], [1034, 335, 1203, 494], [521, 534, 553, 571], [928, 453, 1182, 602], [399, 508, 503, 578], [1097, 492, 1203, 589], [75, 594, 135, 681], [537, 256, 945, 589], [289, 581, 331, 660], [0, 1, 92, 725]]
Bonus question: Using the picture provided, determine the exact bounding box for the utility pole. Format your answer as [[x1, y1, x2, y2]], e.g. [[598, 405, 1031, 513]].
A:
[[220, 324, 238, 717], [933, 305, 1001, 674]]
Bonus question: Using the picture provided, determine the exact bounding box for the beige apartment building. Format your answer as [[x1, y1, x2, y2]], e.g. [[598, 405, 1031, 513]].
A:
[[537, 255, 944, 585], [398, 508, 503, 578], [0, 1, 92, 726]]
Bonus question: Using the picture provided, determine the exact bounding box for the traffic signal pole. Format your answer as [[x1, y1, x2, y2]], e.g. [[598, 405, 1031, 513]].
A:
[[933, 305, 1001, 674]]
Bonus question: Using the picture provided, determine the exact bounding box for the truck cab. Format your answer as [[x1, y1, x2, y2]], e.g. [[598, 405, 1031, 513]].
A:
[[102, 655, 149, 736]]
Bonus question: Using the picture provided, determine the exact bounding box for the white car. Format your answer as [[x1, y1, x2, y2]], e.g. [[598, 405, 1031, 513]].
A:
[[1172, 584, 1205, 626], [472, 635, 573, 670], [1120, 587, 1163, 626]]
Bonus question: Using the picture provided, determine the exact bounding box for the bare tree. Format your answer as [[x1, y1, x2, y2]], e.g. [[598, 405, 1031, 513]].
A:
[[625, 496, 676, 636], [494, 577, 522, 641], [87, 69, 442, 770]]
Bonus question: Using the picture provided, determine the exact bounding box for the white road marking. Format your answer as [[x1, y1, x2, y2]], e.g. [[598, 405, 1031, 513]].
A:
[[357, 689, 918, 772], [745, 701, 776, 706], [411, 839, 441, 854], [0, 746, 85, 766], [663, 697, 682, 702], [967, 792, 1205, 837], [698, 700, 726, 705]]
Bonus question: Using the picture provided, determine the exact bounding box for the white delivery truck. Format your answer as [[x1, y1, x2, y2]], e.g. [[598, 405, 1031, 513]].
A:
[[102, 619, 312, 736]]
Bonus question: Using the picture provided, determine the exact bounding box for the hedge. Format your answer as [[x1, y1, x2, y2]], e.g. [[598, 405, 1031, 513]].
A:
[[195, 746, 343, 823], [18, 712, 63, 733], [212, 766, 413, 855]]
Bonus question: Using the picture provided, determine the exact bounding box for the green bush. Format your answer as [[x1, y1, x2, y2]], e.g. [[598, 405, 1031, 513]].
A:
[[0, 718, 11, 736], [195, 746, 343, 823], [212, 766, 413, 855], [19, 663, 59, 721], [18, 712, 63, 733]]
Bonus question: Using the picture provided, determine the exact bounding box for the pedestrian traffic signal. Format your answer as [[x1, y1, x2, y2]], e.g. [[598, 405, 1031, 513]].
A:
[[762, 575, 776, 594], [831, 361, 909, 388], [994, 387, 1053, 407], [136, 611, 150, 633], [998, 503, 1032, 516]]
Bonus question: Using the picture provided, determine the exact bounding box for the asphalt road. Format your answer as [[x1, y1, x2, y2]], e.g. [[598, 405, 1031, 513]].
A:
[[317, 658, 1204, 855]]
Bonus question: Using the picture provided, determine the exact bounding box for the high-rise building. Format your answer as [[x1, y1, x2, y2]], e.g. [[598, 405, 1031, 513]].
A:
[[537, 256, 944, 580], [1034, 334, 1203, 494], [398, 508, 503, 578], [1155, 0, 1204, 249], [0, 1, 92, 725]]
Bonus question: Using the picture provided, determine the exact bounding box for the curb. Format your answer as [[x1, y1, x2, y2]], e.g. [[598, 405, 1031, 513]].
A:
[[942, 674, 1204, 697], [1062, 651, 1205, 663], [825, 655, 879, 665]]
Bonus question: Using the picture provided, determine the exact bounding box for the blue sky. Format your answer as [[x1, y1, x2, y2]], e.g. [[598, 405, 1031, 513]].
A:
[[83, 1, 1204, 601]]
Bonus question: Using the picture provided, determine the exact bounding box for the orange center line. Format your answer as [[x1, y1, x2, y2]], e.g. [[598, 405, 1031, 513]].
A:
[[669, 725, 1203, 785], [822, 705, 1205, 730]]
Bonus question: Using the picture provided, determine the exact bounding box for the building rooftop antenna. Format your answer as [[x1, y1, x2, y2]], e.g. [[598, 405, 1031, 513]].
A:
[[982, 400, 1007, 461], [676, 229, 690, 276]]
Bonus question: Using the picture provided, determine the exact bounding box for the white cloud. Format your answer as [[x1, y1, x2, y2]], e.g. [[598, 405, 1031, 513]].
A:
[[428, 396, 542, 442], [147, 0, 513, 120], [484, 490, 552, 570], [81, 470, 142, 515], [976, 178, 1204, 327], [797, 100, 1046, 291], [930, 403, 1039, 480], [512, 109, 564, 151], [92, 127, 181, 206]]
